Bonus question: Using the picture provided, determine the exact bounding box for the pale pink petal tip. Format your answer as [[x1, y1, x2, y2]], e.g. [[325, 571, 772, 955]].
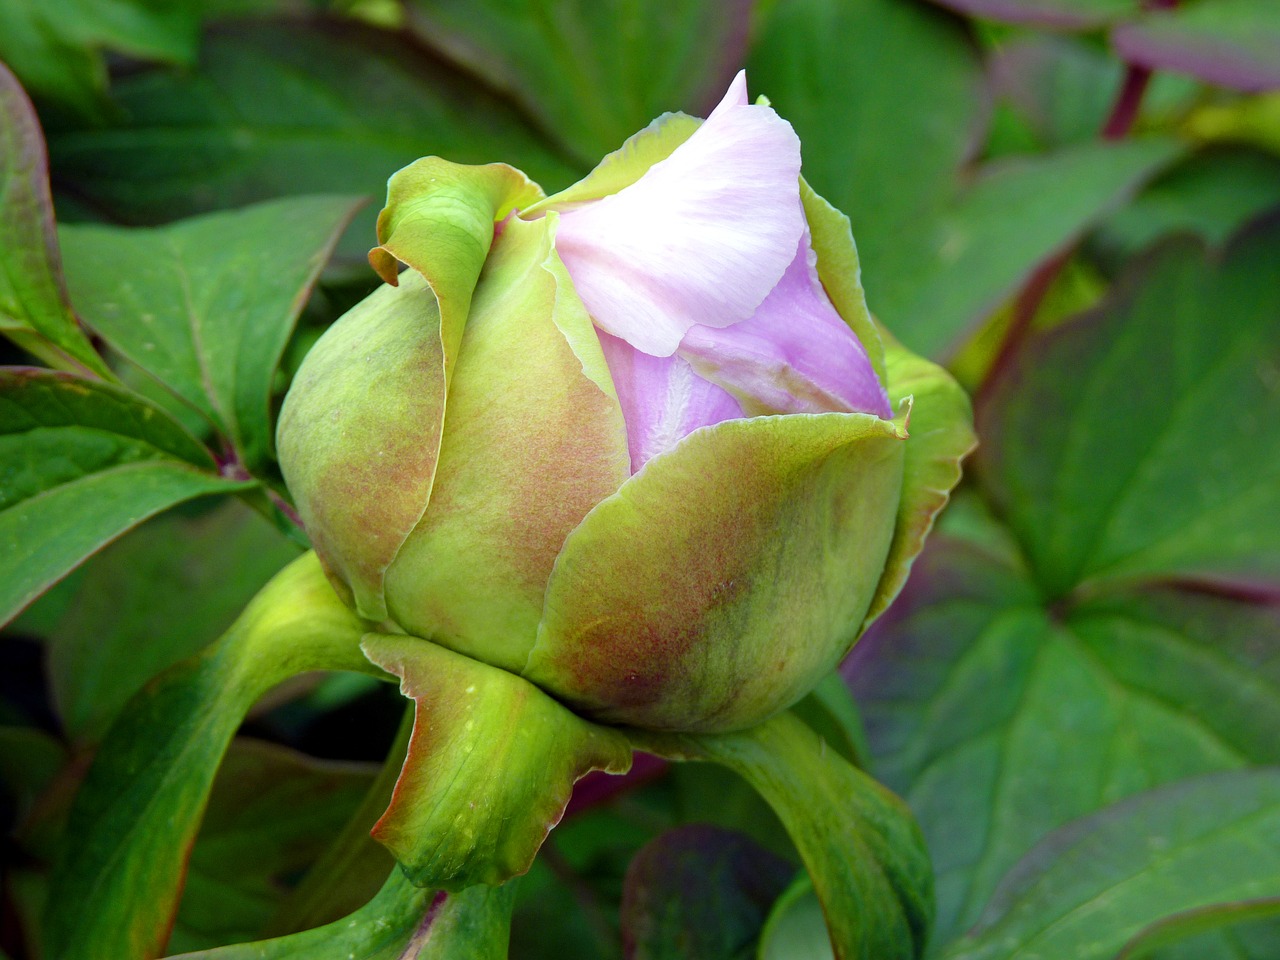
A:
[[555, 74, 805, 357]]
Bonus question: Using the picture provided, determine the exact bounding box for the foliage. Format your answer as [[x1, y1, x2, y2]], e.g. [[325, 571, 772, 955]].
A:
[[2, 1, 1278, 959]]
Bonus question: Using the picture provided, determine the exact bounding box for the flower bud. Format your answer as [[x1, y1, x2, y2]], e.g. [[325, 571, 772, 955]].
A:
[[277, 72, 973, 732]]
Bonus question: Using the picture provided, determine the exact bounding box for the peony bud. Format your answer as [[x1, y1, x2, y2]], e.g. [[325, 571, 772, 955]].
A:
[[277, 72, 972, 732]]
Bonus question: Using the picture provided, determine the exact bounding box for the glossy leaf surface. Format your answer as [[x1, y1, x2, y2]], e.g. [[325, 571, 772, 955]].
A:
[[44, 553, 381, 960], [938, 771, 1280, 960], [0, 63, 110, 376], [0, 369, 250, 627], [58, 195, 362, 472]]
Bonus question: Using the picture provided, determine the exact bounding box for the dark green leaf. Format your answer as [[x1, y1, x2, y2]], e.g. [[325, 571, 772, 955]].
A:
[[1097, 147, 1280, 258], [936, 771, 1280, 960], [927, 0, 1135, 30], [1120, 900, 1280, 960], [0, 725, 67, 821], [405, 0, 752, 164], [167, 738, 376, 954], [0, 368, 250, 627], [634, 712, 933, 960], [845, 530, 1280, 943], [879, 138, 1180, 357], [59, 195, 363, 471], [44, 553, 382, 960], [620, 825, 794, 960], [757, 876, 835, 960], [46, 500, 301, 744], [1112, 0, 1280, 92], [0, 63, 110, 376], [0, 0, 197, 114], [47, 19, 582, 267], [977, 217, 1280, 597]]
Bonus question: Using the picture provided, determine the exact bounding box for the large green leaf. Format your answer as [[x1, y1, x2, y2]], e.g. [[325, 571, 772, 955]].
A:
[[977, 218, 1280, 598], [0, 0, 197, 114], [404, 0, 752, 164], [58, 195, 362, 472], [634, 712, 933, 960], [171, 873, 517, 960], [46, 19, 582, 266], [0, 368, 251, 627], [1121, 900, 1280, 960], [845, 527, 1280, 944], [167, 739, 375, 954], [1112, 0, 1280, 92], [0, 63, 110, 376], [876, 138, 1180, 358], [619, 825, 794, 960], [936, 771, 1280, 960], [43, 552, 382, 960], [44, 500, 301, 744]]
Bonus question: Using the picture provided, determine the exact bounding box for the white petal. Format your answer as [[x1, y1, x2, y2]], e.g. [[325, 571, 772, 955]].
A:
[[555, 75, 805, 357]]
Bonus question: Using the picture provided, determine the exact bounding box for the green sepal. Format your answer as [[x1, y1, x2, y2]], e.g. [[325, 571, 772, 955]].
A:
[[44, 553, 381, 960], [863, 329, 977, 630], [525, 410, 906, 732], [361, 633, 632, 891], [633, 711, 933, 960], [380, 215, 629, 672], [280, 161, 543, 623], [522, 111, 700, 216], [169, 872, 517, 960]]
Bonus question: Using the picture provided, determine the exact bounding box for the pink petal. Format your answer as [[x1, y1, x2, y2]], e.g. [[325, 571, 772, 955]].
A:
[[597, 331, 745, 473], [554, 71, 805, 357], [679, 234, 892, 420]]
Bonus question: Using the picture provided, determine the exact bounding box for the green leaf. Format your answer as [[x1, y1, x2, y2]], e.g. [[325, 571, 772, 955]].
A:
[[57, 195, 362, 473], [1119, 900, 1280, 960], [0, 368, 251, 627], [976, 217, 1280, 598], [634, 712, 933, 960], [1112, 0, 1280, 92], [936, 771, 1280, 960], [757, 876, 837, 960], [43, 552, 383, 960], [167, 739, 376, 954], [845, 532, 1280, 944], [0, 0, 197, 114], [1098, 147, 1280, 258], [619, 825, 795, 960], [879, 138, 1181, 358], [403, 0, 752, 164], [45, 500, 301, 744], [0, 725, 68, 822], [359, 633, 632, 890], [170, 872, 517, 960], [0, 63, 110, 376], [928, 0, 1135, 30], [46, 19, 582, 267]]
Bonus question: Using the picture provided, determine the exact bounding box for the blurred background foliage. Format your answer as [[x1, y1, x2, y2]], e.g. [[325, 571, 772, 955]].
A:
[[1, 0, 1279, 958]]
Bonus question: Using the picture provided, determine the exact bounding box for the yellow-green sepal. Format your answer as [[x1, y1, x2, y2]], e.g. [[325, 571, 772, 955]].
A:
[[524, 410, 906, 733], [362, 634, 632, 891]]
